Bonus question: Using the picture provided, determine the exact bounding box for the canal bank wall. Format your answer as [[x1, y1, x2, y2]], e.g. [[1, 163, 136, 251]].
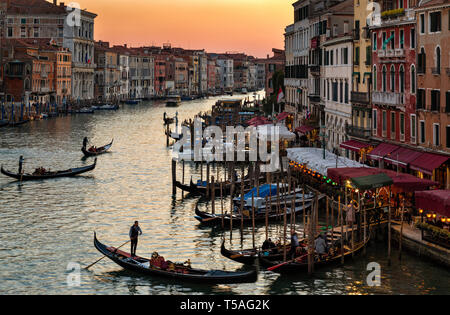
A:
[[391, 223, 450, 268]]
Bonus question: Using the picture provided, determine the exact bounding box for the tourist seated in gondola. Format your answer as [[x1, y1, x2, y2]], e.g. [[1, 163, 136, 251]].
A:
[[88, 146, 97, 153], [150, 252, 168, 270], [314, 234, 328, 258], [262, 238, 276, 252]]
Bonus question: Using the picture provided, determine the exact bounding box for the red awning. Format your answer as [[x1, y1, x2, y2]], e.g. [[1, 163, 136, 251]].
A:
[[327, 167, 438, 192], [410, 153, 449, 176], [416, 190, 450, 217], [277, 112, 290, 121], [384, 147, 424, 168], [340, 140, 370, 152], [367, 143, 399, 161], [295, 126, 315, 134]]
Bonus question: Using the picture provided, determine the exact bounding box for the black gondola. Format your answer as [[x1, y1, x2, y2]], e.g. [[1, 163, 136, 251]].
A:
[[259, 237, 370, 273], [194, 200, 313, 227], [1, 158, 97, 181], [94, 233, 258, 284], [220, 241, 294, 265], [82, 140, 113, 157], [9, 119, 30, 127], [0, 120, 8, 128]]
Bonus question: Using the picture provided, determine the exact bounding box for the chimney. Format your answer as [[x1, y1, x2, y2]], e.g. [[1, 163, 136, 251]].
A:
[[124, 44, 127, 48], [344, 21, 349, 35], [53, 0, 57, 5]]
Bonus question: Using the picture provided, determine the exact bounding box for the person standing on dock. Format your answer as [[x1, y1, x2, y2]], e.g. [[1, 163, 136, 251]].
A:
[[129, 221, 142, 257], [18, 156, 24, 174]]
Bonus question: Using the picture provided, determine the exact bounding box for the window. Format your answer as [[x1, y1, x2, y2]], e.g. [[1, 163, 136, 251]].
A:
[[340, 81, 343, 103], [332, 81, 338, 102], [373, 109, 377, 131], [446, 91, 450, 113], [373, 66, 377, 91], [390, 65, 396, 92], [7, 27, 12, 37], [34, 19, 39, 24], [33, 27, 39, 38], [446, 126, 450, 148], [373, 33, 377, 50], [399, 66, 405, 93], [383, 111, 387, 134], [390, 31, 395, 49], [391, 112, 396, 134], [400, 113, 405, 140], [435, 46, 441, 73], [343, 47, 348, 65], [345, 82, 349, 104], [411, 114, 416, 144], [420, 121, 425, 143], [365, 46, 372, 65], [400, 30, 404, 49], [418, 47, 426, 73], [382, 66, 387, 92], [21, 18, 26, 24], [20, 27, 26, 38], [420, 14, 425, 34], [433, 124, 440, 146], [354, 47, 360, 65], [431, 90, 440, 111], [429, 12, 442, 33], [410, 29, 415, 49], [382, 32, 387, 49]]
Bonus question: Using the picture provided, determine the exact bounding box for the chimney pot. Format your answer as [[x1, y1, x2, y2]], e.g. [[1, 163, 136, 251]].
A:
[[53, 0, 57, 5]]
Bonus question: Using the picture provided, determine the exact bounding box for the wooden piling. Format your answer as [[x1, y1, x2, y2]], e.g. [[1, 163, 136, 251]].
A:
[[388, 186, 392, 265], [339, 195, 344, 265], [265, 196, 269, 240], [211, 176, 215, 215], [206, 163, 210, 198], [220, 182, 224, 229], [171, 159, 177, 195], [252, 191, 256, 249]]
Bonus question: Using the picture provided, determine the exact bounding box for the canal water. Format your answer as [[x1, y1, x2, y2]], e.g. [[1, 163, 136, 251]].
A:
[[0, 92, 448, 295]]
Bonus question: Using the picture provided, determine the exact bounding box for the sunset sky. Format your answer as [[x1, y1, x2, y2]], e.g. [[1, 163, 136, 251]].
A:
[[71, 0, 292, 58]]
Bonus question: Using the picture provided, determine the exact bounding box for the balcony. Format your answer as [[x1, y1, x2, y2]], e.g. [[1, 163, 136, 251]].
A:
[[432, 67, 441, 75], [346, 125, 371, 139], [372, 91, 404, 107], [351, 91, 370, 105], [394, 48, 405, 57], [308, 94, 321, 103], [385, 49, 395, 57], [378, 50, 385, 57]]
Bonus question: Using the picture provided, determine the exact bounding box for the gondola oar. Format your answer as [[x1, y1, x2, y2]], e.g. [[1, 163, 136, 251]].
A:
[[267, 254, 308, 272], [85, 238, 130, 270]]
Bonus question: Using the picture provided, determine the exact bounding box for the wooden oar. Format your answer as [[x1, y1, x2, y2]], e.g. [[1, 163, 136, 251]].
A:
[[85, 240, 130, 270], [267, 253, 308, 272]]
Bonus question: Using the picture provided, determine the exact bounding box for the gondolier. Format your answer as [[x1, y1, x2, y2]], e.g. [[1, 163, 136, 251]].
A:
[[129, 221, 142, 257], [18, 156, 24, 175]]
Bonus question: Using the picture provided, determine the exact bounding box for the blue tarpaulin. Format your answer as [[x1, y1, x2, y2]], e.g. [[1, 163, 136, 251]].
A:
[[238, 184, 278, 201]]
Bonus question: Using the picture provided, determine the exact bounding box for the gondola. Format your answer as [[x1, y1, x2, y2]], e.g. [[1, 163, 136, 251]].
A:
[[94, 233, 258, 284], [194, 200, 313, 227], [220, 241, 295, 265], [259, 236, 370, 273], [9, 119, 30, 127], [1, 158, 97, 181], [82, 140, 113, 157], [0, 120, 8, 128]]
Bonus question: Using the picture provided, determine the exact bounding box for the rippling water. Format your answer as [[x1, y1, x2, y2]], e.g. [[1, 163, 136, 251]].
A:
[[0, 92, 448, 295]]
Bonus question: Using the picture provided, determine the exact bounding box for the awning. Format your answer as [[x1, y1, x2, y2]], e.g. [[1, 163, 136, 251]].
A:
[[340, 140, 370, 152], [295, 125, 315, 134], [384, 147, 423, 168], [416, 190, 450, 217], [276, 112, 290, 121], [350, 173, 394, 191], [367, 143, 399, 161], [410, 153, 449, 176]]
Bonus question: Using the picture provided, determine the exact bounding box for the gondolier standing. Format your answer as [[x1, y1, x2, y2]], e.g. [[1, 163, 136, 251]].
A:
[[129, 221, 142, 257], [18, 156, 24, 174], [83, 137, 89, 149]]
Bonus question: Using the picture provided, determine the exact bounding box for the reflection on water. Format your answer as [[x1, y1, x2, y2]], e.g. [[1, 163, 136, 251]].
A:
[[0, 92, 449, 295]]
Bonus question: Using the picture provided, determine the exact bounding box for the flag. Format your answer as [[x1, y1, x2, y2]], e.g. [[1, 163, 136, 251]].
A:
[[277, 87, 284, 104]]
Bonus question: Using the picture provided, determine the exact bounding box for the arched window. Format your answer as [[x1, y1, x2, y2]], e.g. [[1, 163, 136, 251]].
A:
[[390, 65, 396, 92], [373, 65, 377, 91], [382, 66, 387, 92], [399, 65, 405, 93], [435, 46, 441, 72], [411, 65, 416, 94]]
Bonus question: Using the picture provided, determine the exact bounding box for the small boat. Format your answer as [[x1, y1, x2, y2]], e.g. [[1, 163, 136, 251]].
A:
[[259, 237, 370, 273], [0, 120, 8, 128], [194, 200, 313, 227], [97, 104, 119, 110], [76, 108, 95, 114], [125, 99, 139, 105], [220, 241, 296, 265], [9, 119, 30, 127], [1, 159, 97, 181], [82, 140, 113, 157], [166, 95, 181, 107], [94, 233, 258, 284]]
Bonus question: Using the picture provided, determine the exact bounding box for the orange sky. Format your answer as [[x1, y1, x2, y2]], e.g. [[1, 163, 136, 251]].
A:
[[72, 0, 291, 58]]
